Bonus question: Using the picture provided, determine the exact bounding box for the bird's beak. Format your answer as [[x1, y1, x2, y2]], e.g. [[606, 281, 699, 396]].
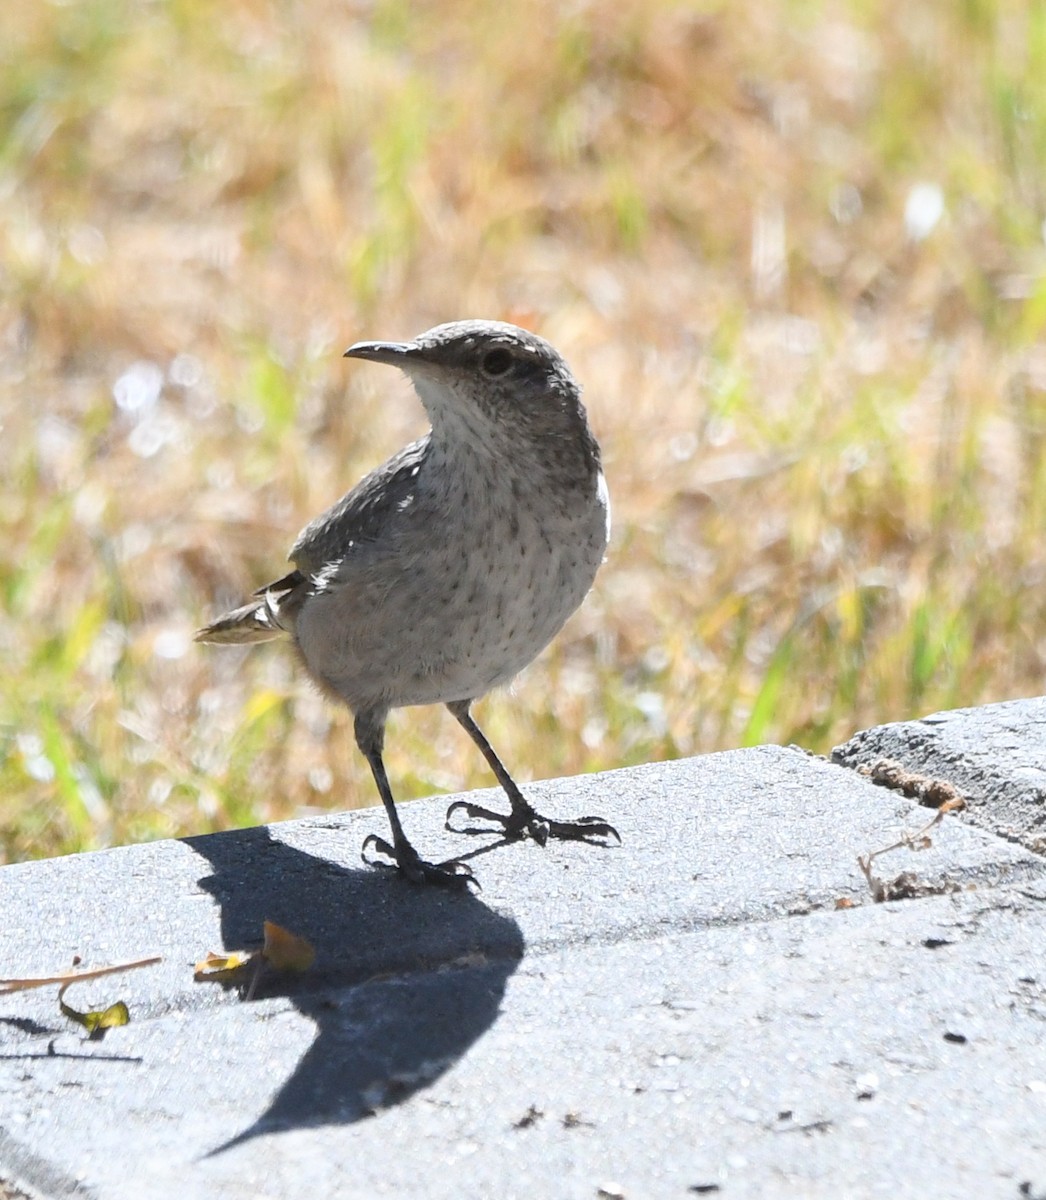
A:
[[343, 340, 420, 367]]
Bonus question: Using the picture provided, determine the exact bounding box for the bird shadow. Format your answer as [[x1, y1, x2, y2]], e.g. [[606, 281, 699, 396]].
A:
[[182, 823, 524, 1156]]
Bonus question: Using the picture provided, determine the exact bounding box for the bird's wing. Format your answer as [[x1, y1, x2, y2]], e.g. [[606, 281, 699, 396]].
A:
[[252, 569, 306, 597], [289, 435, 431, 576]]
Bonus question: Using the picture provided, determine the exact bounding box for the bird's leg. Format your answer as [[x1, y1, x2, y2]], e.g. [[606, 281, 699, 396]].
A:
[[444, 700, 620, 846], [354, 711, 475, 888]]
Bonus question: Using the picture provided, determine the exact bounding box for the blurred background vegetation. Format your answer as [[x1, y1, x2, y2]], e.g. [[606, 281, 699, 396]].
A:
[[3, 0, 1046, 861]]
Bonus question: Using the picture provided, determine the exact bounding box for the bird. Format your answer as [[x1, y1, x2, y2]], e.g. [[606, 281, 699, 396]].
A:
[[195, 319, 618, 887]]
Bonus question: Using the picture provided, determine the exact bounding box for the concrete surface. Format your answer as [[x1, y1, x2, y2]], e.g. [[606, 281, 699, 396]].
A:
[[834, 695, 1046, 854], [1, 723, 1044, 1198]]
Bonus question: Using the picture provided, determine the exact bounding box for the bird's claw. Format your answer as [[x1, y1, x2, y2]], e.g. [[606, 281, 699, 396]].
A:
[[445, 800, 620, 847], [445, 799, 518, 837], [545, 815, 622, 844], [361, 833, 478, 890]]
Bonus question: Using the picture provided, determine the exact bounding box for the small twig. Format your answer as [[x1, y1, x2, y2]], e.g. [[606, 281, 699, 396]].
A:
[[857, 798, 964, 902], [0, 956, 161, 996]]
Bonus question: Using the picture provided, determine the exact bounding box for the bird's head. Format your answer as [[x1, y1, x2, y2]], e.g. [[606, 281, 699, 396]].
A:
[[343, 320, 589, 453]]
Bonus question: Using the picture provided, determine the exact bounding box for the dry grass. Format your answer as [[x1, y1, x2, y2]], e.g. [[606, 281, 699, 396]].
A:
[[3, 0, 1046, 860]]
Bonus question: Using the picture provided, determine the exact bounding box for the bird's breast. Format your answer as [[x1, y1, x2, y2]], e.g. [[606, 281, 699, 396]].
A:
[[295, 461, 608, 711]]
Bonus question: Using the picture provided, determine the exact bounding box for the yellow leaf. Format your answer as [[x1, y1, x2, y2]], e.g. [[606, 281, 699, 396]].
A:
[[58, 983, 131, 1035], [193, 949, 256, 979]]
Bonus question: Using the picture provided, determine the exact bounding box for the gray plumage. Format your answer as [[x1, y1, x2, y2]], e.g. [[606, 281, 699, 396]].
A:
[[197, 319, 617, 887]]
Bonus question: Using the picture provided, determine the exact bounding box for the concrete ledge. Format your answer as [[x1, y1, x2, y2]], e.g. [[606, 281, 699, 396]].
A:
[[1, 720, 1045, 1198], [833, 695, 1046, 854]]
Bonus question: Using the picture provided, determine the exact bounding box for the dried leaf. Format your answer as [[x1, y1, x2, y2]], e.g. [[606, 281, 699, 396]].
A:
[[261, 921, 315, 973], [193, 949, 256, 980], [193, 922, 314, 1000], [58, 982, 131, 1035]]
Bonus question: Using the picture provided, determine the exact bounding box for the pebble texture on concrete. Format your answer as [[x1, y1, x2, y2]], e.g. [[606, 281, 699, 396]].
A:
[[1, 729, 1044, 1198]]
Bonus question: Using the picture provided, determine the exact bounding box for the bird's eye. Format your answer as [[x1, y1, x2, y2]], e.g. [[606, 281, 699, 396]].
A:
[[481, 348, 513, 377]]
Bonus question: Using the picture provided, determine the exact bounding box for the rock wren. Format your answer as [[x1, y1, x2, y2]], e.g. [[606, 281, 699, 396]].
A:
[[196, 319, 617, 887]]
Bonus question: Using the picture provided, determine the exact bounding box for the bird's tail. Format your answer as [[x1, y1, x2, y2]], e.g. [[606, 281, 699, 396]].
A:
[[195, 595, 287, 645]]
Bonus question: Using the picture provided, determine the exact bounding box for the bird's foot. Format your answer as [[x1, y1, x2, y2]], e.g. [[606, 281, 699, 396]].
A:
[[445, 799, 620, 848], [361, 834, 478, 890]]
